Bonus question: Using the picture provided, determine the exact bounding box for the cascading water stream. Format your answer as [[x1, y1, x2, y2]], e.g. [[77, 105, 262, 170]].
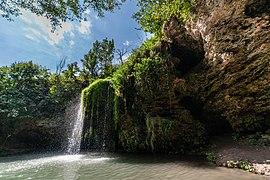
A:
[[66, 96, 84, 154]]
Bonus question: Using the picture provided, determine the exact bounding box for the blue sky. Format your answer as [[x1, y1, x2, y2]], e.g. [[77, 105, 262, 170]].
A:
[[0, 1, 148, 71]]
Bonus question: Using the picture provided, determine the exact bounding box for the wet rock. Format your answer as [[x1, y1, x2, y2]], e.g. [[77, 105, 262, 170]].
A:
[[146, 110, 206, 154], [12, 117, 65, 149], [178, 0, 270, 132]]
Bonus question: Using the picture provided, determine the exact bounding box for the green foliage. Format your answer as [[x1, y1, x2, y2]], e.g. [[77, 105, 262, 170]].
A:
[[0, 61, 83, 118], [99, 38, 115, 78], [206, 152, 217, 163], [112, 53, 137, 95], [112, 37, 160, 95], [49, 71, 82, 113], [0, 61, 50, 117], [226, 160, 254, 172], [133, 0, 197, 36], [0, 38, 118, 120], [63, 62, 80, 79], [0, 0, 126, 30], [81, 38, 115, 81], [234, 132, 270, 146], [133, 57, 163, 98]]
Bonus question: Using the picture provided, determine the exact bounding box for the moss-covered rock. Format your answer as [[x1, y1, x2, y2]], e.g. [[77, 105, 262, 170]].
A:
[[81, 0, 270, 153], [146, 113, 206, 154], [81, 79, 117, 151], [80, 37, 208, 153]]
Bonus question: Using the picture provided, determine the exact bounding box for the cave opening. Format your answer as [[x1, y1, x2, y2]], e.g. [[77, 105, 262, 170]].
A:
[[180, 96, 232, 136]]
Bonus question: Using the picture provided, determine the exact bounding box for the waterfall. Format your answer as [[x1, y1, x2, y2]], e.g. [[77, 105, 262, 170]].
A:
[[66, 96, 84, 154]]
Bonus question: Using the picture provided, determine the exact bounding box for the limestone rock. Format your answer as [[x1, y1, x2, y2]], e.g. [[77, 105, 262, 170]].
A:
[[177, 0, 270, 132], [163, 16, 205, 75]]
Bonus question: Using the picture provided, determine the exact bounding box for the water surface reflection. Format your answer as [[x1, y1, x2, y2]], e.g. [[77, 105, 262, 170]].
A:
[[0, 153, 266, 180]]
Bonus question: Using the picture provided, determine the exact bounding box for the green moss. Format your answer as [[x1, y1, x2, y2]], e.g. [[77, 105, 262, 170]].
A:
[[146, 114, 155, 151], [145, 114, 206, 154], [82, 79, 111, 109], [231, 115, 261, 133], [206, 152, 217, 163], [118, 115, 146, 152], [113, 95, 120, 129], [81, 78, 116, 151], [226, 160, 254, 172], [80, 34, 207, 153]]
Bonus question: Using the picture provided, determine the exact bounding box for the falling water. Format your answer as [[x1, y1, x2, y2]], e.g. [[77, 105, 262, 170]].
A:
[[66, 96, 84, 154]]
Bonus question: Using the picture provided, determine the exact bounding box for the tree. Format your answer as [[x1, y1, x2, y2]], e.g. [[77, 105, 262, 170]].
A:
[[0, 0, 126, 30], [133, 0, 197, 36], [0, 61, 50, 117], [49, 61, 82, 112], [56, 56, 67, 75], [63, 62, 80, 79], [81, 42, 100, 80], [99, 38, 115, 77], [116, 48, 129, 65], [81, 38, 115, 80]]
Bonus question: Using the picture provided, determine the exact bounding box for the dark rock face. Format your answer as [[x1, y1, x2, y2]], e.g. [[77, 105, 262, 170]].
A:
[[176, 0, 270, 133], [112, 0, 270, 152], [0, 116, 65, 155], [13, 118, 63, 148], [245, 0, 270, 18], [163, 16, 205, 75], [114, 49, 207, 153]]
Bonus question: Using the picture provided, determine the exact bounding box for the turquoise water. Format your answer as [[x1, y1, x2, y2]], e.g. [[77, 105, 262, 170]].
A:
[[0, 153, 265, 180]]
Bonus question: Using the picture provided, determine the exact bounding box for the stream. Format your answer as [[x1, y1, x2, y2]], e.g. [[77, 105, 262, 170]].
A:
[[0, 153, 265, 180]]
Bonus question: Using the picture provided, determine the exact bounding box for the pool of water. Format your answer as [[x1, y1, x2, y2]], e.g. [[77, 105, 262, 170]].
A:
[[0, 153, 266, 180]]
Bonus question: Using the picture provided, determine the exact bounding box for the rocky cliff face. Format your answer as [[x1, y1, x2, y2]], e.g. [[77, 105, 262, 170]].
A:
[[112, 0, 270, 153], [0, 115, 66, 155], [172, 0, 270, 133]]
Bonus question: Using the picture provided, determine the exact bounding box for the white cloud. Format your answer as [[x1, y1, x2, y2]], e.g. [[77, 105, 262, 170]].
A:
[[46, 23, 73, 45], [20, 11, 75, 45], [70, 31, 75, 38], [20, 15, 32, 24], [69, 40, 75, 46], [23, 28, 41, 42], [94, 15, 99, 20], [32, 15, 74, 45], [78, 20, 91, 35], [29, 28, 42, 37], [85, 9, 91, 15], [123, 52, 131, 61], [123, 40, 131, 46], [25, 34, 40, 43]]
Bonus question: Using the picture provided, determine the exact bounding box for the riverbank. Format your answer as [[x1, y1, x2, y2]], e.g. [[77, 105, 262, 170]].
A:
[[209, 136, 270, 176]]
